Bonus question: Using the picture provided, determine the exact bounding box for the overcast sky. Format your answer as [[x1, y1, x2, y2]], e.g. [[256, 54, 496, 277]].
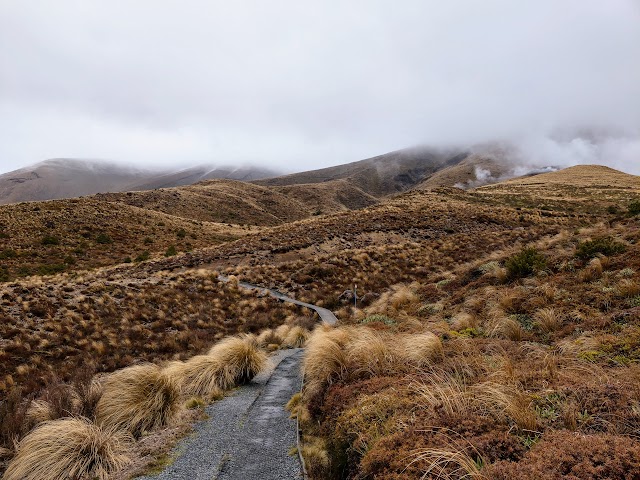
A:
[[1, 0, 639, 175]]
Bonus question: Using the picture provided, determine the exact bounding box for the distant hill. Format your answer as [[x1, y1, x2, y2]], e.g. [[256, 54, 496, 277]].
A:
[[96, 178, 378, 226], [487, 164, 640, 189], [255, 147, 471, 196], [417, 153, 512, 189], [125, 165, 278, 190], [0, 159, 279, 205], [475, 164, 640, 212]]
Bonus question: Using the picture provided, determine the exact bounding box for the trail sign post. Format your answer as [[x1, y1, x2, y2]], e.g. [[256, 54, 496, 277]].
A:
[[354, 284, 357, 309]]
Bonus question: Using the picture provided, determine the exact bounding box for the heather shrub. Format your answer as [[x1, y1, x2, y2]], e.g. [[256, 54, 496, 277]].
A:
[[575, 236, 625, 259], [489, 431, 640, 479], [96, 233, 113, 244], [505, 248, 547, 279]]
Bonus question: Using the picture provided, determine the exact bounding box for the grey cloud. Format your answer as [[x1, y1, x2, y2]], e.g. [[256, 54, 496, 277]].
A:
[[1, 1, 639, 174]]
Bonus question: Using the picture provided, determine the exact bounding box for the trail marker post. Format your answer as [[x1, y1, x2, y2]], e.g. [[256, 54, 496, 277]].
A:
[[354, 284, 357, 310]]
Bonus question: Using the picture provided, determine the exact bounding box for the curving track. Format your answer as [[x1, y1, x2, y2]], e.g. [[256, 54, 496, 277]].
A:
[[139, 280, 337, 479]]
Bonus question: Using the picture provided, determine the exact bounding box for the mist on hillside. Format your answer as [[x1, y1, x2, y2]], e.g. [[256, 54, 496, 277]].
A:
[[1, 1, 638, 175]]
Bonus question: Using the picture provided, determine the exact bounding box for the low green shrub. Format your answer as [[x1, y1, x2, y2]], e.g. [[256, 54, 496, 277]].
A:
[[505, 247, 547, 279], [135, 251, 150, 262], [96, 233, 113, 244], [575, 237, 625, 259], [0, 249, 17, 259], [41, 235, 60, 246]]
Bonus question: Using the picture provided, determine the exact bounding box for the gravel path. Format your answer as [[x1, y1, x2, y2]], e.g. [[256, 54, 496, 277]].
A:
[[219, 276, 337, 326], [139, 348, 305, 480]]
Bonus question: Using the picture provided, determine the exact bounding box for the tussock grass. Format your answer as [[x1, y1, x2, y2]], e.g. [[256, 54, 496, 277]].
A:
[[398, 332, 444, 367], [164, 356, 226, 399], [300, 437, 330, 477], [165, 335, 268, 397], [274, 324, 292, 342], [416, 372, 538, 431], [24, 400, 55, 428], [486, 315, 524, 341], [257, 328, 281, 347], [282, 325, 309, 348], [207, 335, 269, 388], [533, 307, 564, 333], [304, 326, 444, 395], [405, 446, 486, 480], [3, 417, 131, 480], [303, 327, 350, 396], [346, 329, 396, 377], [96, 363, 179, 437]]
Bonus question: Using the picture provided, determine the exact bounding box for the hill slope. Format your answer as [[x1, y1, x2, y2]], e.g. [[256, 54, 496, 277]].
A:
[[0, 159, 279, 205], [0, 196, 248, 281], [0, 159, 153, 205], [476, 165, 640, 212], [95, 179, 378, 226], [255, 147, 470, 196]]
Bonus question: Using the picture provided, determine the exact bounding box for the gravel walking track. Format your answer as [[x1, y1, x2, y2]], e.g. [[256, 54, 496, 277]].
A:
[[139, 281, 337, 479]]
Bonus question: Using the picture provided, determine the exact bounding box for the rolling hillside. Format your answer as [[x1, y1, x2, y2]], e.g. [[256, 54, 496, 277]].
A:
[[95, 178, 378, 226]]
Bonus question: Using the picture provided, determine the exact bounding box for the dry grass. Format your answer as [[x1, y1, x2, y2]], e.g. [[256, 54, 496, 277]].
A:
[[3, 417, 131, 480], [486, 315, 524, 341], [164, 335, 268, 398], [303, 327, 351, 397], [415, 372, 538, 431], [346, 329, 397, 377], [533, 307, 564, 333], [399, 332, 444, 366], [207, 335, 269, 388], [300, 436, 330, 477], [95, 364, 180, 438], [406, 446, 486, 480], [257, 328, 281, 347], [162, 357, 225, 400], [282, 325, 310, 348]]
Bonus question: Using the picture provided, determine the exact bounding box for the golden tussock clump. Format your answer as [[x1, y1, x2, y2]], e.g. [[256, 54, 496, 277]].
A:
[[346, 329, 396, 377], [24, 400, 58, 428], [3, 417, 131, 480], [300, 436, 330, 477], [485, 313, 525, 341], [207, 335, 269, 388], [398, 332, 444, 367], [406, 446, 486, 480], [416, 371, 538, 431], [274, 324, 292, 342], [95, 363, 179, 438], [256, 328, 281, 347], [163, 356, 225, 400], [367, 283, 421, 316], [282, 325, 310, 348], [303, 326, 352, 397], [533, 307, 564, 333], [304, 326, 443, 395]]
